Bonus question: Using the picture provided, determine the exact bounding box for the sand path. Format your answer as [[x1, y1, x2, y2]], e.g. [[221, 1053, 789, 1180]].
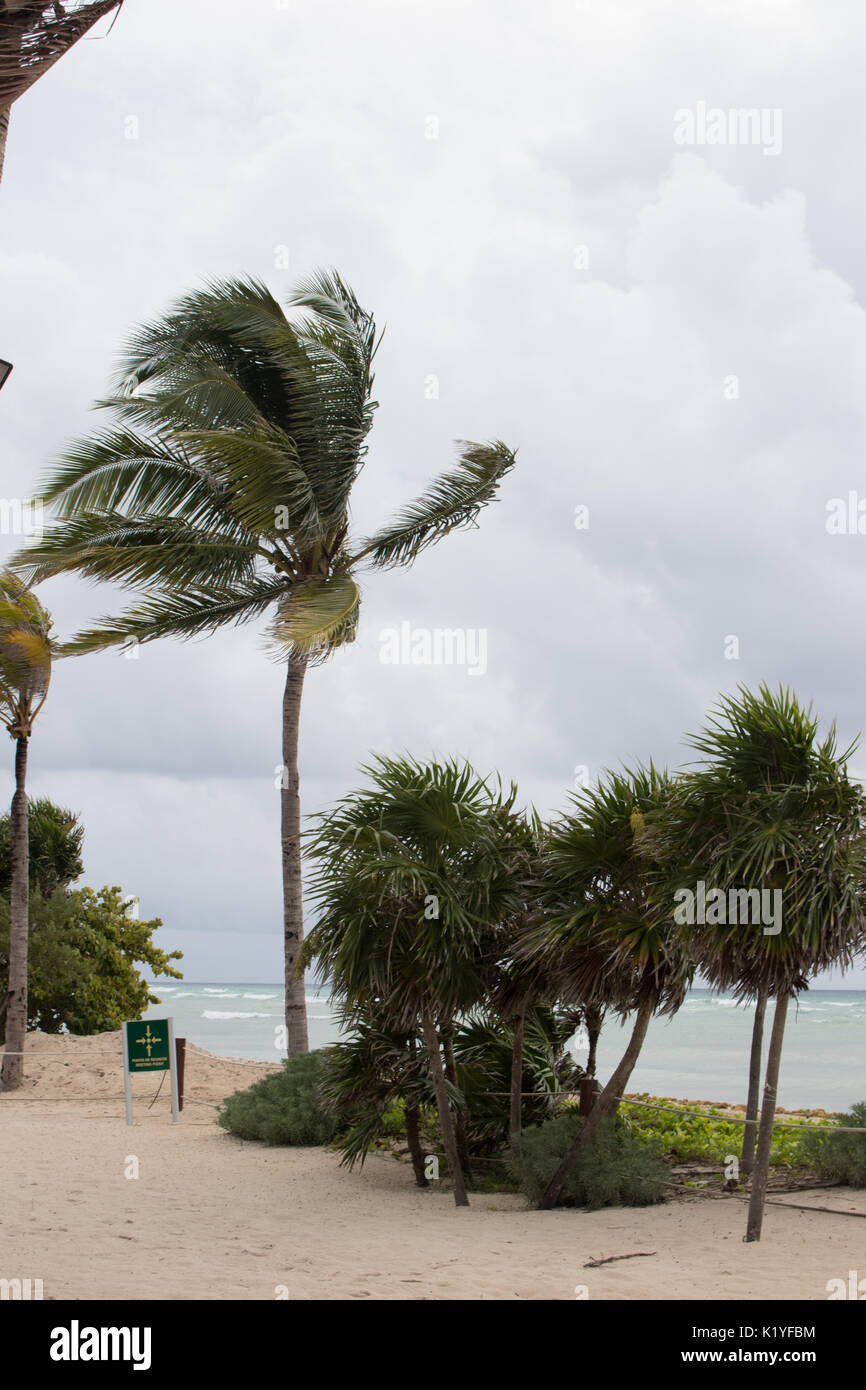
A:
[[1, 1031, 863, 1301]]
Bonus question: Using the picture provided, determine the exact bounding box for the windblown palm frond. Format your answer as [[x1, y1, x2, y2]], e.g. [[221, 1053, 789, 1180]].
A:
[[350, 441, 516, 571], [58, 576, 290, 656], [269, 569, 360, 662], [519, 765, 693, 1019]]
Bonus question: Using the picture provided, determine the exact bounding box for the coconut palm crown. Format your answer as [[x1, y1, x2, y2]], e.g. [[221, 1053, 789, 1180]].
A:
[[18, 272, 514, 662], [0, 570, 53, 737]]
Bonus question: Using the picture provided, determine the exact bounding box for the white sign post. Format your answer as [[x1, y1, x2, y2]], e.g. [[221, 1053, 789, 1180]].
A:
[[122, 1018, 180, 1126]]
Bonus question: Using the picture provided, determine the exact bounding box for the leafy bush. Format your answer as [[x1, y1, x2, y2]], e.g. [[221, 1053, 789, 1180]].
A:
[[217, 1050, 338, 1146], [0, 884, 181, 1038], [618, 1095, 825, 1168], [799, 1102, 866, 1187], [510, 1109, 668, 1209]]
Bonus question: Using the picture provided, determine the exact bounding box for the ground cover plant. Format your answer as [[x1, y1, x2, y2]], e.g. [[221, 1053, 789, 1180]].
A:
[[218, 1050, 337, 1146]]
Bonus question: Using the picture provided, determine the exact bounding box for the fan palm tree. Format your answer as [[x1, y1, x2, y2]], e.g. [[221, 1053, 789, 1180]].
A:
[[519, 766, 694, 1209], [17, 272, 516, 1055], [0, 0, 122, 180], [657, 684, 866, 1241], [0, 572, 56, 1090], [301, 754, 526, 1206], [320, 1014, 439, 1187]]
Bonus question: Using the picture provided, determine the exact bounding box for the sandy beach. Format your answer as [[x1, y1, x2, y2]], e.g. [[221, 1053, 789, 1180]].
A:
[[1, 1031, 864, 1302]]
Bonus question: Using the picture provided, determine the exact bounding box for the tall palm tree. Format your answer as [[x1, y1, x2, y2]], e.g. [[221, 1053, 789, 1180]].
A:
[[519, 766, 694, 1209], [17, 272, 516, 1054], [0, 0, 122, 181], [0, 571, 55, 1090], [658, 684, 866, 1241], [302, 754, 526, 1207]]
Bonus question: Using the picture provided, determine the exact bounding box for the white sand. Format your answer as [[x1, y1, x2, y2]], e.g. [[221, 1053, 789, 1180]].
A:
[[1, 1031, 863, 1301]]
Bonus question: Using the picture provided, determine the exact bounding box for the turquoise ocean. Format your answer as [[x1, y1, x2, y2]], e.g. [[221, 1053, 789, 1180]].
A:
[[142, 984, 866, 1111]]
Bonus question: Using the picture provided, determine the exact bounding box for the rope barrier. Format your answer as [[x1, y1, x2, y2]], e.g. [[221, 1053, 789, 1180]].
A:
[[0, 1050, 280, 1065], [666, 1180, 866, 1220], [0, 1050, 122, 1057], [614, 1096, 866, 1132], [2, 1094, 160, 1102], [477, 1090, 866, 1132], [5, 1054, 865, 1131], [212, 1058, 282, 1067]]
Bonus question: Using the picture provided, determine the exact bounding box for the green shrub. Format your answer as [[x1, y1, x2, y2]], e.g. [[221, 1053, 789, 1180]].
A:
[[619, 1095, 824, 1168], [217, 1050, 338, 1146], [510, 1109, 669, 1209], [799, 1102, 866, 1187]]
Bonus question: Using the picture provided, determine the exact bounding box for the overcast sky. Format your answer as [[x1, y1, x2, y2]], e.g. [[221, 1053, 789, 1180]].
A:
[[2, 0, 865, 985]]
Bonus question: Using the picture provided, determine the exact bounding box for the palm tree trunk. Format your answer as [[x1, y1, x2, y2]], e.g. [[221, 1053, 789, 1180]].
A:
[[441, 1027, 471, 1180], [281, 652, 309, 1056], [0, 0, 18, 187], [509, 999, 527, 1164], [538, 991, 655, 1210], [421, 1009, 468, 1207], [584, 1002, 603, 1079], [1, 735, 29, 1091], [741, 988, 768, 1177], [0, 106, 9, 183], [404, 1101, 428, 1187], [745, 990, 790, 1242]]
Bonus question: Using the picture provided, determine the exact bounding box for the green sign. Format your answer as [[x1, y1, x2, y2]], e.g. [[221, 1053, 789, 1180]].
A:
[[124, 1019, 171, 1073]]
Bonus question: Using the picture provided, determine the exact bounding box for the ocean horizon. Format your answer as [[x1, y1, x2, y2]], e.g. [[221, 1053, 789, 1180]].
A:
[[143, 982, 866, 1111]]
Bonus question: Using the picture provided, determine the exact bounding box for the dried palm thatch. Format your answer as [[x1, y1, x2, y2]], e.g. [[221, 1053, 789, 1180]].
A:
[[0, 0, 121, 114]]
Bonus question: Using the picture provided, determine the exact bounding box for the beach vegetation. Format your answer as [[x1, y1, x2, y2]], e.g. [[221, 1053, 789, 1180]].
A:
[[516, 766, 694, 1209], [218, 1049, 338, 1145], [0, 798, 83, 900], [799, 1102, 866, 1187], [320, 1018, 437, 1183], [0, 884, 181, 1037], [320, 1006, 581, 1183], [302, 755, 543, 1205], [618, 1096, 825, 1169], [509, 1109, 668, 1209], [651, 684, 866, 1240]]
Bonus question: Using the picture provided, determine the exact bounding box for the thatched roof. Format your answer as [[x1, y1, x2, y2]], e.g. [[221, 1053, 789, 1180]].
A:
[[0, 1, 121, 113]]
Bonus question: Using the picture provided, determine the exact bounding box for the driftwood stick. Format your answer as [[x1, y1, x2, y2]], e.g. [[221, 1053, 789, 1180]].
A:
[[584, 1251, 657, 1268]]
